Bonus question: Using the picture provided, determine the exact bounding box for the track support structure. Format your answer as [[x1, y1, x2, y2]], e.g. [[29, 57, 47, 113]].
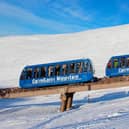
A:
[[1, 76, 129, 112], [60, 92, 74, 112]]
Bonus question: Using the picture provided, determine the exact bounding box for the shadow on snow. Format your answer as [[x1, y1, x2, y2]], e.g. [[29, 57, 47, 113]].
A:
[[73, 91, 129, 109], [0, 90, 129, 116]]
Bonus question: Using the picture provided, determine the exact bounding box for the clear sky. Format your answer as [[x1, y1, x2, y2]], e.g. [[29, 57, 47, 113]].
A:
[[0, 0, 129, 36]]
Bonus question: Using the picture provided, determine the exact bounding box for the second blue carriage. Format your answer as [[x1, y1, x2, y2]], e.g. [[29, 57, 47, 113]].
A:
[[106, 54, 129, 77], [19, 58, 94, 88]]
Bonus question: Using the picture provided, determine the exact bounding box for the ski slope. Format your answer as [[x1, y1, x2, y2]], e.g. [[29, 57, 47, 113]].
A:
[[1, 24, 129, 128]]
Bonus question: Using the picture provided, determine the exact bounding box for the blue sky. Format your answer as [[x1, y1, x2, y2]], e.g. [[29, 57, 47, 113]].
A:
[[0, 0, 129, 36]]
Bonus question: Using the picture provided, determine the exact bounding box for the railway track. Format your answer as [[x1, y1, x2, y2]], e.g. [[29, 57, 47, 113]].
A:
[[0, 76, 129, 99], [1, 76, 129, 112]]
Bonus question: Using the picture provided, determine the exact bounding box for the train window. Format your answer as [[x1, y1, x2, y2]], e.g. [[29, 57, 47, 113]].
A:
[[120, 57, 126, 68], [107, 60, 112, 69], [26, 68, 32, 79], [126, 58, 129, 67], [62, 64, 68, 75], [48, 66, 54, 77], [20, 69, 26, 80], [55, 65, 61, 76], [89, 64, 93, 72], [76, 62, 83, 73], [113, 59, 119, 68], [70, 63, 75, 74], [33, 67, 40, 79], [83, 62, 88, 72], [40, 67, 46, 77]]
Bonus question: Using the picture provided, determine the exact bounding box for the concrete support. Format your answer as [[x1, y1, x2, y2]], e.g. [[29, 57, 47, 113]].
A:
[[66, 93, 74, 110], [60, 92, 74, 112], [60, 93, 67, 112]]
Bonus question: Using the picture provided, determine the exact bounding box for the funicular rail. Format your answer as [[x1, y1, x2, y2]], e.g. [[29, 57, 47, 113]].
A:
[[0, 76, 129, 111]]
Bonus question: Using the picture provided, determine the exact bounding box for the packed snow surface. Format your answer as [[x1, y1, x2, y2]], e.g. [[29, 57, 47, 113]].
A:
[[1, 24, 129, 128], [1, 88, 129, 129]]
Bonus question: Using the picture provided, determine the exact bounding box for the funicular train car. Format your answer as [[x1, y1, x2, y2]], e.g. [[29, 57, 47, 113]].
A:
[[106, 54, 129, 77], [19, 58, 94, 88]]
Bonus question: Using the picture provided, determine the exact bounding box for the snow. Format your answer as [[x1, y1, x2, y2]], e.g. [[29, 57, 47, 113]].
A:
[[1, 24, 129, 128], [1, 88, 129, 129]]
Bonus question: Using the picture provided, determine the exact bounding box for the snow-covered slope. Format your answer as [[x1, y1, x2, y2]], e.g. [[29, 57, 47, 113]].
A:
[[1, 24, 129, 129], [1, 24, 129, 87], [1, 87, 129, 129]]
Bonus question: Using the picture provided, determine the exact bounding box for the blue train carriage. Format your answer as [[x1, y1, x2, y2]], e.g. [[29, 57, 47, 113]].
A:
[[106, 54, 129, 77], [19, 58, 95, 88]]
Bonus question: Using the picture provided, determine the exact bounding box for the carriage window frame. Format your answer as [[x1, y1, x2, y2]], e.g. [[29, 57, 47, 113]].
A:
[[76, 62, 83, 73], [126, 57, 129, 67], [69, 63, 76, 74], [20, 69, 26, 80], [107, 60, 112, 69], [112, 58, 119, 68], [40, 66, 46, 78], [33, 67, 40, 79], [26, 68, 33, 80], [62, 64, 69, 76], [48, 66, 55, 77], [89, 63, 93, 72], [120, 57, 126, 68], [55, 64, 61, 76], [83, 61, 89, 72]]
